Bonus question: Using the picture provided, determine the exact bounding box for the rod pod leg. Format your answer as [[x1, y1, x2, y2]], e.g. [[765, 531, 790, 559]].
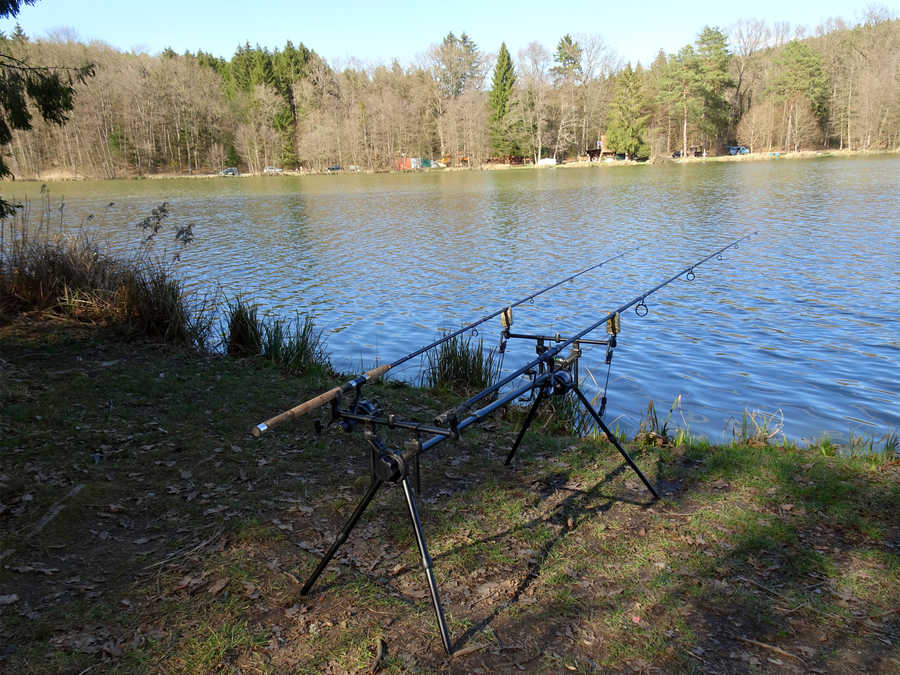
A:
[[505, 385, 548, 465], [570, 386, 660, 500], [401, 475, 453, 655], [300, 478, 384, 596]]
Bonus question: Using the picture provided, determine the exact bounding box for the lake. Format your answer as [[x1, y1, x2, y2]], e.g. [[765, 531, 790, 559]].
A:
[[6, 157, 899, 446]]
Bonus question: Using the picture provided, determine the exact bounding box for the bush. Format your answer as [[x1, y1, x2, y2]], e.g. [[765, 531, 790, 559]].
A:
[[0, 197, 212, 350]]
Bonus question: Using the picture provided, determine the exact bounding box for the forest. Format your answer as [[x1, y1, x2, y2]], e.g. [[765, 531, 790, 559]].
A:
[[2, 9, 898, 177]]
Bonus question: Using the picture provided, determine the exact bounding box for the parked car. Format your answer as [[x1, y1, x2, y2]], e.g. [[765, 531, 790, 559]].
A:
[[727, 145, 750, 155], [326, 165, 343, 172], [220, 167, 239, 176], [263, 166, 283, 174], [672, 150, 682, 158]]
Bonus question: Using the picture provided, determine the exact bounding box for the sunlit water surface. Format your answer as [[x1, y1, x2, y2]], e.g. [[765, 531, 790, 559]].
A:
[[9, 157, 898, 444]]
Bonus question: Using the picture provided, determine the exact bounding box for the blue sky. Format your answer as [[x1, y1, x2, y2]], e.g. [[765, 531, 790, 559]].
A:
[[1, 0, 887, 68]]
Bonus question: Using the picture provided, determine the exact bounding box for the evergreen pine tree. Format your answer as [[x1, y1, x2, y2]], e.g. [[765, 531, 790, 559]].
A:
[[769, 40, 828, 150], [694, 26, 734, 147], [605, 64, 650, 160], [0, 0, 94, 215], [659, 45, 703, 157], [488, 42, 516, 157]]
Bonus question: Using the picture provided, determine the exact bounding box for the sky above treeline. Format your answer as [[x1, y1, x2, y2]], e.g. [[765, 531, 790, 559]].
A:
[[1, 0, 888, 68]]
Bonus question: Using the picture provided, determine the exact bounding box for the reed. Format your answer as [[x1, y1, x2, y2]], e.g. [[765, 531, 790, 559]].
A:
[[732, 407, 785, 446], [261, 313, 330, 375], [424, 333, 499, 396], [222, 296, 263, 357]]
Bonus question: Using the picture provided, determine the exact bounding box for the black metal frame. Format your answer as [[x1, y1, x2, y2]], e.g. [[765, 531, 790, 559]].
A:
[[299, 340, 659, 655]]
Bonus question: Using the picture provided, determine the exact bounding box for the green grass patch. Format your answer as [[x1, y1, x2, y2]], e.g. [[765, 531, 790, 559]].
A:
[[423, 333, 499, 396]]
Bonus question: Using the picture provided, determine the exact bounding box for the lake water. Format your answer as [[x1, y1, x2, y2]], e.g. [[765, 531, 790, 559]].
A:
[[6, 157, 899, 445]]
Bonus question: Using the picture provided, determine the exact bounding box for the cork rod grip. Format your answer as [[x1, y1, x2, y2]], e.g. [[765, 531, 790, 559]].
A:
[[251, 363, 391, 437]]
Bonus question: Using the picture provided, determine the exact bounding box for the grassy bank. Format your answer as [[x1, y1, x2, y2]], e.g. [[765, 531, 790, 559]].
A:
[[1, 317, 897, 673]]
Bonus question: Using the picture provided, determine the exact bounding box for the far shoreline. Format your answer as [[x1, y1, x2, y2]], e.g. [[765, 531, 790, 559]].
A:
[[7, 147, 899, 183]]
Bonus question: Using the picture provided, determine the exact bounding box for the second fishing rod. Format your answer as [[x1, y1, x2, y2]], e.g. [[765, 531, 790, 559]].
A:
[[252, 244, 639, 436], [434, 232, 756, 428]]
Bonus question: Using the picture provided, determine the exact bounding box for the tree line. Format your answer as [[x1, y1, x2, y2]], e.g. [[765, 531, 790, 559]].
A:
[[3, 10, 898, 178]]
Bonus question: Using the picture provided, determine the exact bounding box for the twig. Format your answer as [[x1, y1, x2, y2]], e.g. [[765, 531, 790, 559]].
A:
[[142, 528, 223, 570], [735, 636, 805, 664], [369, 637, 387, 673], [684, 648, 706, 663], [737, 575, 792, 602], [452, 643, 487, 658], [28, 484, 84, 538]]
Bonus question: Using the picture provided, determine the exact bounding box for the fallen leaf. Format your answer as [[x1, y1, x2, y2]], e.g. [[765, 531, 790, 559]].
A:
[[11, 564, 59, 575], [207, 577, 229, 596], [632, 616, 641, 624]]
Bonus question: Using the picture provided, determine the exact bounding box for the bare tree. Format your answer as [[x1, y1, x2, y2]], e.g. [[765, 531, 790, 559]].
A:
[[514, 42, 551, 163]]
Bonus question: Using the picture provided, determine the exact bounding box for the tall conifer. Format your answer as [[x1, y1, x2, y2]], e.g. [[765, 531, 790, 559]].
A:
[[488, 42, 517, 156], [605, 64, 650, 159]]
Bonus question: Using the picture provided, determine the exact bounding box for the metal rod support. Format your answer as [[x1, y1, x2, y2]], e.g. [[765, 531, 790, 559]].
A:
[[505, 331, 610, 346], [402, 476, 453, 654], [505, 386, 548, 465], [570, 385, 660, 500], [300, 478, 384, 595]]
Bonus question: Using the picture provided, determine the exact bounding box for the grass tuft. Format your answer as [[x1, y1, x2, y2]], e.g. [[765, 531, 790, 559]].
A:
[[423, 333, 499, 395], [222, 295, 263, 357], [731, 408, 785, 446], [635, 395, 686, 446], [261, 313, 330, 375]]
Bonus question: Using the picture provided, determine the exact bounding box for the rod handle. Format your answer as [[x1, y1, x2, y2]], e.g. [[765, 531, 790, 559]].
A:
[[251, 364, 391, 437]]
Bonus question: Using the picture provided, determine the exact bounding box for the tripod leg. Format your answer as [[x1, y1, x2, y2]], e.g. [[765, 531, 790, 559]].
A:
[[401, 475, 453, 655], [505, 386, 547, 465], [414, 453, 421, 495], [301, 478, 384, 595], [570, 386, 660, 500]]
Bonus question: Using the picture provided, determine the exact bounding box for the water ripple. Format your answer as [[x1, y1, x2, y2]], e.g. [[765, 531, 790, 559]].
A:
[[12, 157, 899, 443]]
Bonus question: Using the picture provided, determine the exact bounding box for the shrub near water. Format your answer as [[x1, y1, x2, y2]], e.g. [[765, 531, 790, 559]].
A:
[[0, 211, 211, 349]]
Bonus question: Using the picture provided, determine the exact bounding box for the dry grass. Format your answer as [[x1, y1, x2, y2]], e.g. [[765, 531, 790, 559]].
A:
[[0, 195, 212, 349]]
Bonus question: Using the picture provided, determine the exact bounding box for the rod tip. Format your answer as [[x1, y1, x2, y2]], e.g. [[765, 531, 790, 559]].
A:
[[251, 423, 268, 437]]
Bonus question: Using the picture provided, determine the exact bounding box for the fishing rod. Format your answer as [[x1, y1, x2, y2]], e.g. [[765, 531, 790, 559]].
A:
[[254, 232, 755, 655], [435, 231, 756, 428], [251, 245, 639, 436]]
